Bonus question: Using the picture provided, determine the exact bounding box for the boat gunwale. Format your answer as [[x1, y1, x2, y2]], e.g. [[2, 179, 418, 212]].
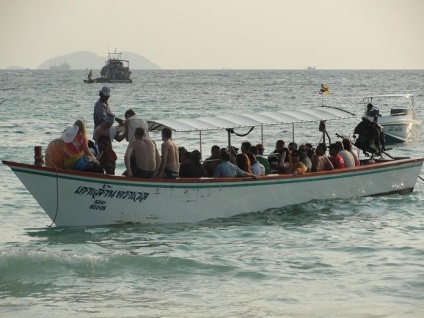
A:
[[3, 158, 423, 187]]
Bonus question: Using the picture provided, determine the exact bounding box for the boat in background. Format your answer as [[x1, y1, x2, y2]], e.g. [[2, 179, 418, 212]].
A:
[[3, 106, 424, 227], [49, 61, 71, 71], [306, 66, 316, 71], [363, 94, 421, 144], [84, 49, 132, 84]]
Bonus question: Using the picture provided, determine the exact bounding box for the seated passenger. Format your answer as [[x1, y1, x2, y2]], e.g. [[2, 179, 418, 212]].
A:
[[213, 149, 258, 179], [268, 139, 285, 171], [178, 146, 187, 163], [202, 145, 221, 177], [240, 141, 252, 154], [305, 143, 315, 160], [125, 127, 161, 178], [281, 150, 308, 175], [236, 153, 252, 173], [311, 143, 334, 172], [45, 138, 66, 169], [298, 144, 312, 171], [62, 120, 103, 173], [277, 147, 290, 173], [288, 142, 298, 152], [228, 146, 239, 164], [246, 152, 265, 176], [251, 145, 270, 174], [90, 135, 117, 175], [335, 141, 355, 168], [192, 150, 207, 176], [342, 138, 360, 166], [93, 113, 120, 143], [328, 143, 345, 169], [179, 150, 204, 178]]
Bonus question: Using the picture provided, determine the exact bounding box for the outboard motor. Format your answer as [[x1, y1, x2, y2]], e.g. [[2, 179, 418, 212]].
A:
[[353, 116, 385, 157]]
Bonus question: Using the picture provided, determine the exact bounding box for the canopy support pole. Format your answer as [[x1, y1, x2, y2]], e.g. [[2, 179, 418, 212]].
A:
[[199, 131, 202, 159], [261, 125, 264, 145], [227, 130, 232, 161], [292, 123, 295, 143]]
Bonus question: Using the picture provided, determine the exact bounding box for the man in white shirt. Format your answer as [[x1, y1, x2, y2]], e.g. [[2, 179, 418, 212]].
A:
[[115, 109, 150, 143]]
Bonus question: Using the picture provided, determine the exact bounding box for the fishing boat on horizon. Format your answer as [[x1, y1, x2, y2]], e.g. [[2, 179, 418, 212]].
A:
[[49, 61, 71, 71], [84, 49, 132, 84]]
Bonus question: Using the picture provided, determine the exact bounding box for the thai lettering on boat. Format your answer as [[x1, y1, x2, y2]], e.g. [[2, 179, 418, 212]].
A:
[[74, 185, 149, 203]]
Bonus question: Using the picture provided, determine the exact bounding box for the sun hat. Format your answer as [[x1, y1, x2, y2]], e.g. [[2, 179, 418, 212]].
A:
[[100, 86, 111, 97], [103, 113, 115, 124], [62, 125, 79, 143]]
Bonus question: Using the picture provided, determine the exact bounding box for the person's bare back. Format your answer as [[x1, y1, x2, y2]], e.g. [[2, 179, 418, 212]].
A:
[[124, 127, 160, 178], [311, 154, 333, 172], [161, 139, 179, 171], [132, 139, 158, 171], [157, 127, 179, 178], [311, 143, 334, 172]]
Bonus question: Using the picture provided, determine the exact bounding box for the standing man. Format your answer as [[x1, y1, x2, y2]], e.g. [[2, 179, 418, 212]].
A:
[[115, 109, 150, 143], [156, 127, 179, 179], [93, 86, 124, 129]]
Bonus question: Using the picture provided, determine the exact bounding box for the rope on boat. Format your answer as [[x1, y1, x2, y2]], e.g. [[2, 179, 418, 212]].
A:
[[226, 127, 255, 137]]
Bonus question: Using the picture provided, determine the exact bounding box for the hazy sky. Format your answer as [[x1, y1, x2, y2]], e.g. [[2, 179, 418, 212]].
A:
[[1, 0, 424, 69]]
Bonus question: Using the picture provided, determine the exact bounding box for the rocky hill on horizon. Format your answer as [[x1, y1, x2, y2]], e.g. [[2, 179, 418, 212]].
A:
[[36, 51, 161, 70]]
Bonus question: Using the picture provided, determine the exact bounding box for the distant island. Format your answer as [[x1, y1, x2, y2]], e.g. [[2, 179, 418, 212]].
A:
[[5, 51, 161, 70]]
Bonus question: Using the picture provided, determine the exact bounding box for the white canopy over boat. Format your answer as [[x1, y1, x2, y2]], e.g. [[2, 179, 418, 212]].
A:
[[148, 106, 356, 132]]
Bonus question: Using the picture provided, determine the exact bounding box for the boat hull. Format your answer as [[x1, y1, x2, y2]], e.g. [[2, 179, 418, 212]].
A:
[[380, 121, 422, 144], [3, 158, 423, 227], [84, 78, 133, 84]]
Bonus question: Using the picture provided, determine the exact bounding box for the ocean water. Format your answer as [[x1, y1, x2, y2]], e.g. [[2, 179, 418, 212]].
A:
[[1, 69, 424, 317]]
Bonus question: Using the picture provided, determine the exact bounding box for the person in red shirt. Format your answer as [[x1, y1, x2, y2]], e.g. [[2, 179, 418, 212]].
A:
[[328, 143, 345, 169]]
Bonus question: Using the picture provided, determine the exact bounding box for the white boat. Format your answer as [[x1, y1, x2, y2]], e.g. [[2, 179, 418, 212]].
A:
[[3, 106, 424, 227], [49, 61, 71, 71], [363, 94, 421, 144]]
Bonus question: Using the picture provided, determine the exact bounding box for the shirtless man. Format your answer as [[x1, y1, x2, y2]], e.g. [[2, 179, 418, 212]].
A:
[[93, 113, 117, 143], [311, 143, 334, 172], [156, 127, 179, 178], [125, 127, 160, 178]]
